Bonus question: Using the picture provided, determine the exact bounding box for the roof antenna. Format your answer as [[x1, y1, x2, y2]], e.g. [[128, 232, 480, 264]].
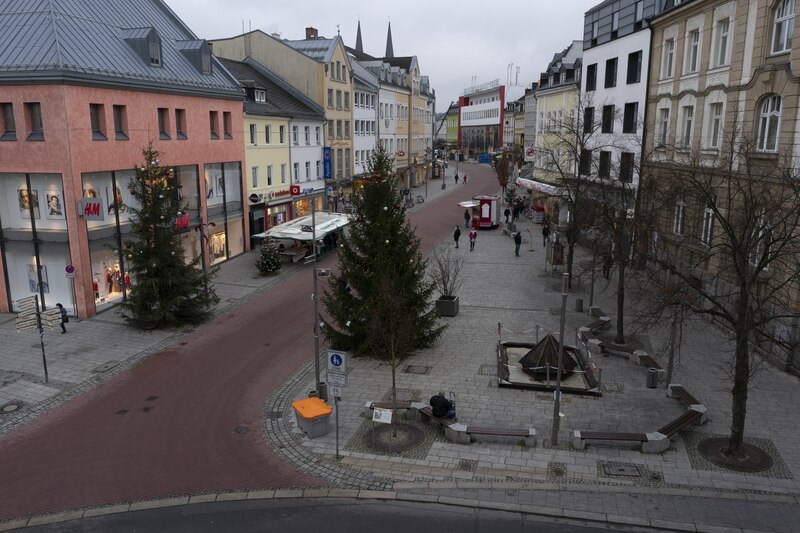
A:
[[337, 24, 340, 36]]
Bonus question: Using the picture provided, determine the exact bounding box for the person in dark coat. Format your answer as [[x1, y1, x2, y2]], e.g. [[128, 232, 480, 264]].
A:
[[602, 252, 613, 280], [514, 231, 522, 256], [504, 208, 511, 224], [453, 226, 461, 248], [56, 303, 67, 334], [429, 390, 456, 419], [542, 224, 551, 247], [463, 209, 471, 228], [454, 173, 459, 185]]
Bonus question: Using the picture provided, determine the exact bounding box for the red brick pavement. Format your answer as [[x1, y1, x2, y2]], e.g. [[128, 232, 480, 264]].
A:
[[0, 164, 497, 521]]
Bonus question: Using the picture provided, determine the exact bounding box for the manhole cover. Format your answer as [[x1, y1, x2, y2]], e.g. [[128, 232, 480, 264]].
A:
[[0, 401, 23, 414], [458, 459, 477, 472], [364, 423, 424, 453], [697, 437, 774, 473], [234, 426, 249, 434], [404, 365, 431, 375], [602, 462, 641, 477]]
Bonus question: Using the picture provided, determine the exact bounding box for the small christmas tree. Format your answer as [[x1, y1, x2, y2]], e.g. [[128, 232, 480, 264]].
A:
[[322, 145, 444, 360], [256, 242, 282, 274], [122, 144, 217, 329], [504, 182, 518, 207]]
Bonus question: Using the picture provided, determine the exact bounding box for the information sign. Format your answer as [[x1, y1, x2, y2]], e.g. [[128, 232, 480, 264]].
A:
[[372, 407, 393, 424], [327, 371, 347, 386]]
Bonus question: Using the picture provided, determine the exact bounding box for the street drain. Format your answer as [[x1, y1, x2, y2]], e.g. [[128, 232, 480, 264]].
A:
[[234, 426, 249, 434], [0, 401, 23, 414], [403, 365, 431, 375], [602, 461, 641, 477]]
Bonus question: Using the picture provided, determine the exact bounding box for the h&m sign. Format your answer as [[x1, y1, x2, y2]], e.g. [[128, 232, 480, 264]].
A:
[[77, 198, 104, 220]]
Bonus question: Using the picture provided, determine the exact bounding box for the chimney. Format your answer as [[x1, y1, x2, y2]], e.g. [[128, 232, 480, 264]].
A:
[[305, 27, 318, 39]]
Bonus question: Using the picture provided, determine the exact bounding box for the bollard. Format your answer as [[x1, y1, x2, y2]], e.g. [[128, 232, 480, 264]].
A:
[[308, 390, 319, 398]]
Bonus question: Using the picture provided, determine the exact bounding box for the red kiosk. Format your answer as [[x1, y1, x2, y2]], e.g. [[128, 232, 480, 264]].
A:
[[458, 194, 499, 229]]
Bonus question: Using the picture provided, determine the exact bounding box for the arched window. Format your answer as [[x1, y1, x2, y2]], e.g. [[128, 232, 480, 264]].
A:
[[772, 0, 796, 54], [757, 95, 782, 151]]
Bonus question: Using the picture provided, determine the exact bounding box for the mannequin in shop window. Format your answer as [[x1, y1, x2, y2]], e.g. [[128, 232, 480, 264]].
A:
[[113, 265, 121, 292], [93, 279, 99, 300], [105, 268, 113, 294], [124, 272, 131, 288]]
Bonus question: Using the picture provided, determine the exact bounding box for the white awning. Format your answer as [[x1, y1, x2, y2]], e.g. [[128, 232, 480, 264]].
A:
[[254, 212, 351, 242], [515, 177, 562, 196]]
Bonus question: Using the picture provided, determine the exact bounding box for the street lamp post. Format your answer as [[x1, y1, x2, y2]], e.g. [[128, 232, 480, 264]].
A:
[[551, 272, 569, 445], [311, 201, 327, 401]]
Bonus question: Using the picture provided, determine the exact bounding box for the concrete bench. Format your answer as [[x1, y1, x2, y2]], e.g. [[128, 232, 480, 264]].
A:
[[637, 354, 663, 369], [573, 430, 675, 454], [466, 425, 536, 447], [586, 316, 611, 332]]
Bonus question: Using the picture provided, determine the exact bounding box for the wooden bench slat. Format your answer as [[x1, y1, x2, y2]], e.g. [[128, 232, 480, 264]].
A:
[[671, 386, 700, 406], [370, 401, 413, 410], [580, 431, 648, 442], [419, 406, 454, 426], [638, 355, 663, 369], [657, 410, 701, 437], [467, 426, 529, 437]]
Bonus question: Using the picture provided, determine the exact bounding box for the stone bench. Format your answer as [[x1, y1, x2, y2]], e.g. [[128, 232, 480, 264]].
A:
[[363, 400, 427, 419], [657, 406, 705, 437], [418, 407, 536, 447]]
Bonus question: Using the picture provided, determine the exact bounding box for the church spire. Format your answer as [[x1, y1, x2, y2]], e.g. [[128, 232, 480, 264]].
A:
[[385, 21, 394, 58], [355, 20, 363, 53]]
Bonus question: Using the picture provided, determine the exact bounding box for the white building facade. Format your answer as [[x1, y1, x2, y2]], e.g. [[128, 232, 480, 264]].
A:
[[351, 61, 379, 178]]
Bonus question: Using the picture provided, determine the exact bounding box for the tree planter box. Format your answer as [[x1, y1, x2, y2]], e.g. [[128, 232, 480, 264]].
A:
[[435, 296, 459, 317]]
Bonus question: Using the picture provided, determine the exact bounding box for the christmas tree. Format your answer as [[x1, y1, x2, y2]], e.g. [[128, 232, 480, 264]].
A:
[[122, 144, 217, 329], [255, 241, 282, 274], [321, 145, 444, 361]]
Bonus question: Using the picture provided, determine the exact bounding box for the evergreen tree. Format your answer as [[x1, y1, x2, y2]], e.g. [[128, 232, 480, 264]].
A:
[[504, 183, 518, 206], [321, 145, 444, 360], [255, 242, 282, 274], [122, 144, 217, 329]]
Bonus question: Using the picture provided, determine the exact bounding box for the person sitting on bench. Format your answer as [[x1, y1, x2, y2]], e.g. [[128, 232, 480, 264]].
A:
[[429, 390, 456, 419]]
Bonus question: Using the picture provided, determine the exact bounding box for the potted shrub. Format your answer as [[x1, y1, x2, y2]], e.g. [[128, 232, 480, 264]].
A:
[[430, 246, 465, 317]]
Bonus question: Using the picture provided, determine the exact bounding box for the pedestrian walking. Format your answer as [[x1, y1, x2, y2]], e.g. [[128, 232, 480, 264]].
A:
[[468, 229, 477, 251], [514, 231, 522, 256], [56, 303, 67, 334], [504, 208, 511, 224], [454, 173, 459, 185], [463, 209, 471, 228], [542, 224, 550, 247], [453, 226, 461, 248], [462, 174, 467, 184], [602, 252, 613, 280]]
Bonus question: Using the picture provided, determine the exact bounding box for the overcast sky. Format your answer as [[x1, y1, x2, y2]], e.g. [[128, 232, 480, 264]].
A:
[[165, 0, 599, 110]]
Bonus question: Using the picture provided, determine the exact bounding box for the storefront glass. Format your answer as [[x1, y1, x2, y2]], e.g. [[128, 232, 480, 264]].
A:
[[267, 202, 291, 228], [203, 162, 244, 265], [0, 173, 72, 312], [294, 195, 325, 217]]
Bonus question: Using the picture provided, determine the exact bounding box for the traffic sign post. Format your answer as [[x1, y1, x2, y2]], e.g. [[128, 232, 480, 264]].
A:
[[15, 295, 50, 383], [326, 349, 348, 461]]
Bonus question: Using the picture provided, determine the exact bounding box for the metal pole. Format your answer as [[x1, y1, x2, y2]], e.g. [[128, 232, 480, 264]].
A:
[[335, 395, 340, 459], [589, 240, 596, 309], [312, 201, 324, 399], [35, 296, 49, 383], [551, 272, 568, 445]]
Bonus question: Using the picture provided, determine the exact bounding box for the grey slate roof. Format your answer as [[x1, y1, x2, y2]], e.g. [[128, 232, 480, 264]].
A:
[[284, 35, 351, 71], [218, 57, 324, 121], [0, 0, 241, 98]]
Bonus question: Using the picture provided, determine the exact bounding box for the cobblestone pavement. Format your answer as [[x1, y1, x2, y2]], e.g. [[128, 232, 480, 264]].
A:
[[2, 164, 799, 532]]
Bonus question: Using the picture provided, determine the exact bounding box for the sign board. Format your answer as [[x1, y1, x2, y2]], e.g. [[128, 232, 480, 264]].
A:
[[290, 185, 301, 196], [327, 350, 347, 375], [65, 265, 75, 274], [330, 385, 343, 398], [327, 371, 347, 386], [323, 147, 332, 179], [372, 407, 393, 424], [77, 198, 105, 220], [16, 296, 37, 311]]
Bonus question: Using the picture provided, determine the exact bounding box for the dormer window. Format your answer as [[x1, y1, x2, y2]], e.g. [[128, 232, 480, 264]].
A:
[[123, 27, 162, 68], [149, 41, 161, 66], [255, 89, 266, 103], [177, 40, 212, 75]]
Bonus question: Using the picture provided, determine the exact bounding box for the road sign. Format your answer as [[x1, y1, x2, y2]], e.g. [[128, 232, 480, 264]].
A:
[[65, 265, 75, 274], [290, 185, 301, 196], [326, 371, 347, 386], [330, 385, 343, 398], [327, 349, 347, 374]]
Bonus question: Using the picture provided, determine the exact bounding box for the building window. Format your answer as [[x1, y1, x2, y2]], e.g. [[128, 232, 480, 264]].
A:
[[112, 104, 127, 141], [658, 108, 670, 146], [701, 202, 715, 245], [605, 58, 618, 88], [327, 89, 334, 108], [89, 103, 107, 141], [316, 160, 321, 178], [757, 95, 781, 151], [619, 152, 634, 182], [601, 105, 614, 133], [223, 112, 232, 139], [680, 105, 694, 146], [251, 166, 258, 188], [336, 149, 343, 179], [292, 125, 298, 145], [750, 215, 770, 267], [623, 102, 638, 134], [279, 125, 285, 144], [708, 102, 723, 149], [149, 40, 161, 66], [592, 20, 599, 40], [175, 109, 187, 140], [336, 90, 342, 109], [673, 196, 686, 236], [612, 12, 619, 36], [1, 102, 16, 141], [336, 120, 342, 138], [265, 125, 271, 144], [304, 126, 310, 145], [281, 163, 286, 184], [267, 165, 273, 186], [157, 107, 170, 140], [579, 149, 592, 175], [344, 120, 350, 138], [345, 148, 351, 176], [627, 51, 642, 84], [772, 0, 796, 54], [585, 63, 597, 91], [662, 38, 675, 78], [685, 30, 700, 73], [344, 91, 350, 110], [293, 162, 299, 182], [249, 124, 257, 145], [255, 89, 266, 103], [599, 151, 611, 179], [634, 0, 644, 29], [209, 111, 219, 139], [714, 18, 730, 67], [305, 161, 311, 180], [583, 107, 594, 134], [25, 102, 44, 141]]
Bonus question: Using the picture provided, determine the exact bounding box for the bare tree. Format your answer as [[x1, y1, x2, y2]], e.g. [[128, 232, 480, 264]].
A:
[[636, 115, 800, 457]]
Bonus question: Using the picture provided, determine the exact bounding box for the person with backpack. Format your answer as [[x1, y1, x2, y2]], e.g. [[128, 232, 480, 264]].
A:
[[542, 224, 551, 247], [56, 303, 68, 334]]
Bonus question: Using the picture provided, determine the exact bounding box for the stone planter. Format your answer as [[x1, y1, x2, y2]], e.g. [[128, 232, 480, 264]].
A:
[[435, 295, 459, 317]]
